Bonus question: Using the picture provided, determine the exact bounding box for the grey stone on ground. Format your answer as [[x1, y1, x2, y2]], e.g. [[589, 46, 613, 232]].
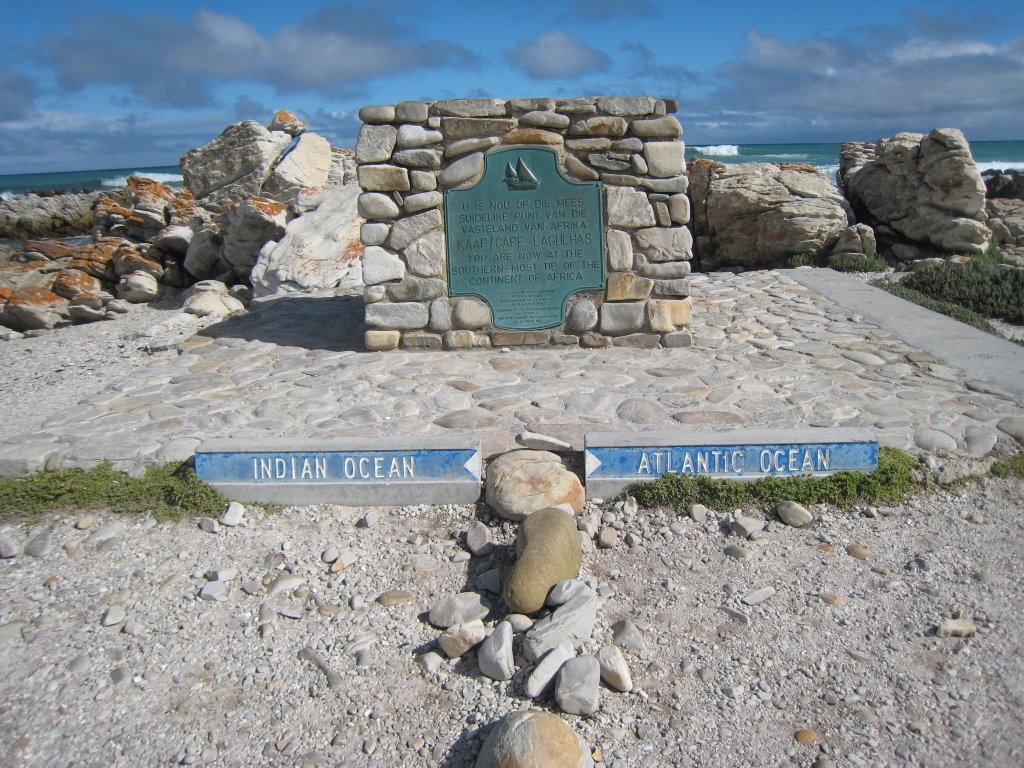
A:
[[597, 645, 633, 692], [24, 529, 50, 557], [219, 501, 245, 527], [438, 619, 486, 659], [741, 586, 776, 606], [525, 642, 575, 698], [101, 606, 126, 627], [775, 500, 813, 527], [523, 592, 597, 661], [465, 521, 492, 556], [731, 516, 764, 538], [555, 654, 601, 716], [0, 537, 18, 558], [611, 618, 646, 651], [478, 621, 515, 681], [428, 592, 490, 628]]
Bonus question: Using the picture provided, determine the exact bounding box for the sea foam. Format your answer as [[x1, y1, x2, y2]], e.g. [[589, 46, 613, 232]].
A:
[[693, 145, 739, 156]]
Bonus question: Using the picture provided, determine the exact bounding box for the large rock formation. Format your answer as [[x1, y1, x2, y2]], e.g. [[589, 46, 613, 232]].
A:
[[180, 121, 292, 209], [688, 160, 853, 270], [0, 191, 112, 239], [250, 184, 363, 298], [839, 129, 991, 256]]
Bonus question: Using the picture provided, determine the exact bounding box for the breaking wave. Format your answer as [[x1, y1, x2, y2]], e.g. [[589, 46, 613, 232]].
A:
[[693, 144, 739, 156]]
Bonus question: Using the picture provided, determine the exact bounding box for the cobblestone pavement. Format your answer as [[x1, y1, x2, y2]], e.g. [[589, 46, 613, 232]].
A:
[[2, 271, 1022, 475]]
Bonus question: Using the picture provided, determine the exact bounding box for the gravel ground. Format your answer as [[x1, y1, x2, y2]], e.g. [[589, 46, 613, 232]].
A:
[[1, 476, 1022, 767], [1, 277, 1023, 766], [1, 293, 219, 437]]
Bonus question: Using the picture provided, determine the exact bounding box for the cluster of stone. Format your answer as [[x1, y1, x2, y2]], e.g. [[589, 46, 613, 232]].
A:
[[354, 96, 693, 351]]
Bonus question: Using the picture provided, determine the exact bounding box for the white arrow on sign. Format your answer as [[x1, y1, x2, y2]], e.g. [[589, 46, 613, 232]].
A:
[[463, 451, 481, 479], [584, 450, 601, 478]]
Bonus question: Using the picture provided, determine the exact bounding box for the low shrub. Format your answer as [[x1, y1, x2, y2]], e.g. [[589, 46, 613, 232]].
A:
[[898, 258, 1024, 324], [623, 447, 922, 512], [0, 461, 227, 522]]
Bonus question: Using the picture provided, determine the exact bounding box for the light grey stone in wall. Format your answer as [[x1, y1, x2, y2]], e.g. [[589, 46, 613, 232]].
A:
[[589, 153, 631, 172], [631, 155, 648, 175], [635, 227, 693, 262], [364, 284, 386, 302], [366, 301, 429, 330], [387, 275, 446, 301], [602, 173, 643, 187], [508, 98, 556, 112], [519, 111, 572, 130], [358, 193, 400, 220], [432, 99, 507, 117], [613, 138, 644, 152], [636, 256, 691, 279], [653, 201, 671, 227], [606, 229, 633, 271], [358, 105, 396, 124], [404, 191, 443, 213], [596, 96, 658, 116], [395, 101, 428, 123], [564, 155, 598, 181], [600, 302, 645, 335], [653, 279, 691, 297], [357, 164, 410, 192], [570, 117, 628, 137], [445, 137, 500, 158], [429, 297, 452, 332], [441, 118, 516, 140], [362, 246, 406, 285], [557, 99, 598, 115], [439, 152, 485, 188], [405, 230, 445, 277], [644, 175, 689, 194], [453, 297, 491, 329], [668, 194, 690, 224], [567, 299, 599, 332], [393, 149, 443, 169], [356, 124, 397, 164], [606, 187, 656, 228], [361, 222, 390, 246], [397, 125, 444, 147], [388, 209, 443, 251], [410, 170, 437, 191], [644, 142, 685, 178], [631, 116, 682, 138], [567, 138, 613, 152]]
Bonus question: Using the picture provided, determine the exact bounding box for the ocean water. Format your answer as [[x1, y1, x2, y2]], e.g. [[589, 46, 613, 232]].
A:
[[686, 141, 1024, 184], [0, 165, 183, 200], [2, 141, 1022, 200]]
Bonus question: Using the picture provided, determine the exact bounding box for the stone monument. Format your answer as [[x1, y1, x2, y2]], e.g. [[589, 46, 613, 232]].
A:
[[355, 96, 693, 350]]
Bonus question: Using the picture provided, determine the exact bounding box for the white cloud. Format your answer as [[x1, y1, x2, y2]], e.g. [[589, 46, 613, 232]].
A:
[[505, 31, 610, 79]]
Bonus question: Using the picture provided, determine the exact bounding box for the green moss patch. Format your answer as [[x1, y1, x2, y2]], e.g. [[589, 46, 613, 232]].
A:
[[0, 461, 227, 523], [622, 447, 923, 512]]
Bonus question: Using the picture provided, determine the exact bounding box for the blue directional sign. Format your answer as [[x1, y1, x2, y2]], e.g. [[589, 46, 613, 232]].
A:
[[584, 429, 878, 498], [195, 438, 481, 505]]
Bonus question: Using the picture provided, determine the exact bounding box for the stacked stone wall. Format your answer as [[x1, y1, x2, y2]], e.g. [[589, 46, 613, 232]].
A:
[[355, 96, 693, 350]]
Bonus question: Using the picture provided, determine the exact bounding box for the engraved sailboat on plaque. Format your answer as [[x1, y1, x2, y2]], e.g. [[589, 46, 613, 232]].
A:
[[504, 158, 539, 189]]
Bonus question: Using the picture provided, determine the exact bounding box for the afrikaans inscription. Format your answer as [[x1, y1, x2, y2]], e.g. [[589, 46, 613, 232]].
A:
[[445, 147, 605, 330]]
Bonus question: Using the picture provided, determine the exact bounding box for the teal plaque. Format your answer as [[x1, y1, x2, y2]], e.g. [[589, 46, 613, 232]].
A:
[[445, 147, 605, 330]]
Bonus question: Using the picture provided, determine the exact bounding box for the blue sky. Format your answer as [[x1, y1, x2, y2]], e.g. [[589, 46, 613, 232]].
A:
[[0, 0, 1022, 173]]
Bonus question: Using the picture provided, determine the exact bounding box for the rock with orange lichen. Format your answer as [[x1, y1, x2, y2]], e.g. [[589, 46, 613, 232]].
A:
[[113, 241, 164, 279], [250, 184, 363, 297], [52, 269, 102, 299], [180, 120, 292, 208], [0, 286, 70, 330], [220, 197, 289, 279], [269, 109, 307, 136], [68, 237, 128, 282]]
